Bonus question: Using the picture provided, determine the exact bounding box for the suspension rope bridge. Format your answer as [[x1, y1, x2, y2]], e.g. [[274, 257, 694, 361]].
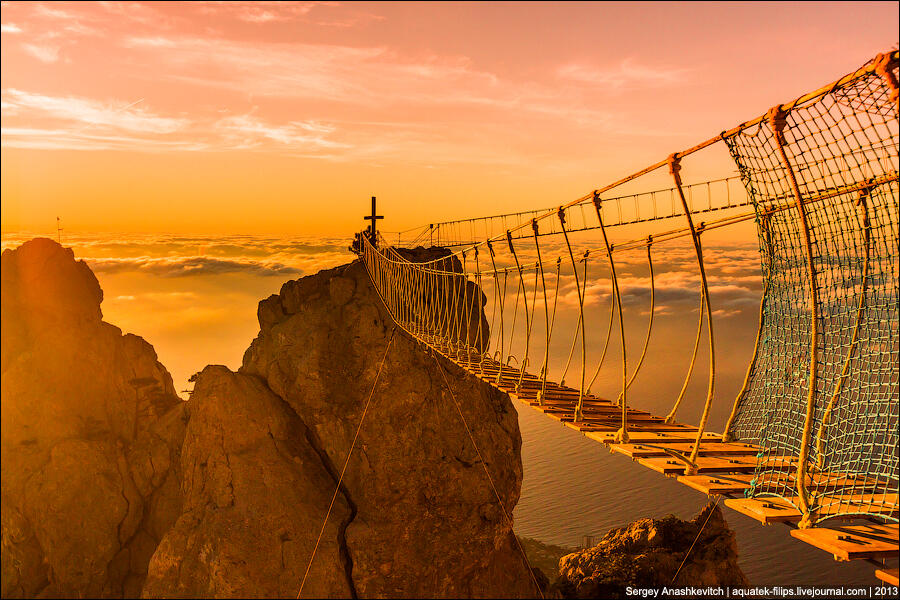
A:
[[352, 50, 900, 585]]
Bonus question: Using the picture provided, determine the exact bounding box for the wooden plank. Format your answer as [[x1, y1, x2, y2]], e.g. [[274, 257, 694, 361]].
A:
[[578, 423, 703, 434], [678, 473, 754, 494], [790, 523, 899, 561], [638, 456, 757, 475], [610, 442, 759, 459], [724, 497, 804, 524], [677, 472, 884, 496], [534, 407, 660, 420], [876, 568, 899, 586], [586, 430, 723, 445], [725, 495, 899, 524], [638, 455, 783, 475]]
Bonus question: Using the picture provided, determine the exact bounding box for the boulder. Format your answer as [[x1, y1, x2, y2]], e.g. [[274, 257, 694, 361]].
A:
[[556, 502, 749, 598], [1, 239, 187, 598]]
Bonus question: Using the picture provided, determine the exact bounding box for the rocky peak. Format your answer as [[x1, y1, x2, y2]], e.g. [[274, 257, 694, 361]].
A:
[[145, 254, 538, 597], [1, 237, 103, 327], [1, 239, 186, 599]]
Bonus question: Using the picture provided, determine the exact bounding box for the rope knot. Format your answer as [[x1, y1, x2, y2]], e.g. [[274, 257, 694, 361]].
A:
[[767, 105, 788, 145], [557, 206, 567, 226], [856, 179, 874, 208], [873, 52, 899, 105], [667, 153, 682, 185]]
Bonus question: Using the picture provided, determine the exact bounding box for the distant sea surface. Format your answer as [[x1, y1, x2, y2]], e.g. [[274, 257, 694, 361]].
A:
[[1, 232, 877, 586]]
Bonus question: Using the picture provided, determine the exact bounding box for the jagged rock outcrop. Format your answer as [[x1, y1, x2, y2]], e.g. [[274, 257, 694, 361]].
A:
[[144, 254, 537, 598], [556, 502, 749, 598], [141, 365, 353, 598], [1, 238, 187, 598]]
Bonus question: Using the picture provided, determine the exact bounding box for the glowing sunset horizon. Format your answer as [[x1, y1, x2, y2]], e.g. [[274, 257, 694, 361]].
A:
[[2, 1, 897, 237]]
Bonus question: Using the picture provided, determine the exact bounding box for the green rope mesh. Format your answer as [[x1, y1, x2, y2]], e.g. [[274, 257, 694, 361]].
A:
[[724, 61, 899, 524]]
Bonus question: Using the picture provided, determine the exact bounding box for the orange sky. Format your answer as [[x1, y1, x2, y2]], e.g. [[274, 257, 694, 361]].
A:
[[2, 1, 897, 236]]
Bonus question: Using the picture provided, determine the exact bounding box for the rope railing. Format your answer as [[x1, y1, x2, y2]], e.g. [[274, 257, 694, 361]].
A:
[[356, 50, 899, 531], [396, 176, 750, 249]]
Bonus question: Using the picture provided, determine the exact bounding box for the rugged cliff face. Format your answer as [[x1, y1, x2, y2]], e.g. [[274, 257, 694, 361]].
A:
[[1, 239, 187, 598], [556, 502, 749, 598], [2, 237, 746, 599], [143, 255, 538, 598]]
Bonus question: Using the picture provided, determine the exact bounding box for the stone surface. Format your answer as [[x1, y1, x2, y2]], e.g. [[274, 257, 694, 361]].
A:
[[141, 366, 352, 599], [556, 502, 750, 598], [145, 254, 538, 598], [1, 238, 187, 599]]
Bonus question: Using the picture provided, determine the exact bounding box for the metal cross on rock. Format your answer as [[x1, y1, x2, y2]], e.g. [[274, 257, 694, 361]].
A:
[[364, 196, 383, 246]]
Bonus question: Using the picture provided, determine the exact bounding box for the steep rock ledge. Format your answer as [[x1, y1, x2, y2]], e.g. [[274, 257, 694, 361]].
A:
[[141, 366, 353, 598], [1, 239, 187, 598], [144, 254, 538, 597]]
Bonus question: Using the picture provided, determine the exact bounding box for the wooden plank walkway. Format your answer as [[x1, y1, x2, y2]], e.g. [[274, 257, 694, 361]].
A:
[[421, 337, 899, 580]]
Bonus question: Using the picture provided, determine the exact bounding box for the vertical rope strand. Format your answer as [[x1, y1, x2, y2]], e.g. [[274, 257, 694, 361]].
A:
[[617, 239, 656, 403], [768, 105, 820, 528], [532, 220, 551, 404], [558, 207, 588, 422], [668, 154, 717, 475], [592, 192, 629, 442], [507, 231, 533, 392]]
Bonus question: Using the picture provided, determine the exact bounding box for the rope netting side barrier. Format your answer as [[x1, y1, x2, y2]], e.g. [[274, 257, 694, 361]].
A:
[[723, 52, 899, 526], [354, 50, 899, 530]]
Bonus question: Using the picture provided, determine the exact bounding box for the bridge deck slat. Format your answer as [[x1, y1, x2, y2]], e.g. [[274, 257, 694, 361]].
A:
[[678, 474, 755, 494], [724, 496, 899, 524], [585, 431, 723, 444], [638, 455, 795, 475], [610, 442, 760, 458], [790, 523, 899, 561]]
